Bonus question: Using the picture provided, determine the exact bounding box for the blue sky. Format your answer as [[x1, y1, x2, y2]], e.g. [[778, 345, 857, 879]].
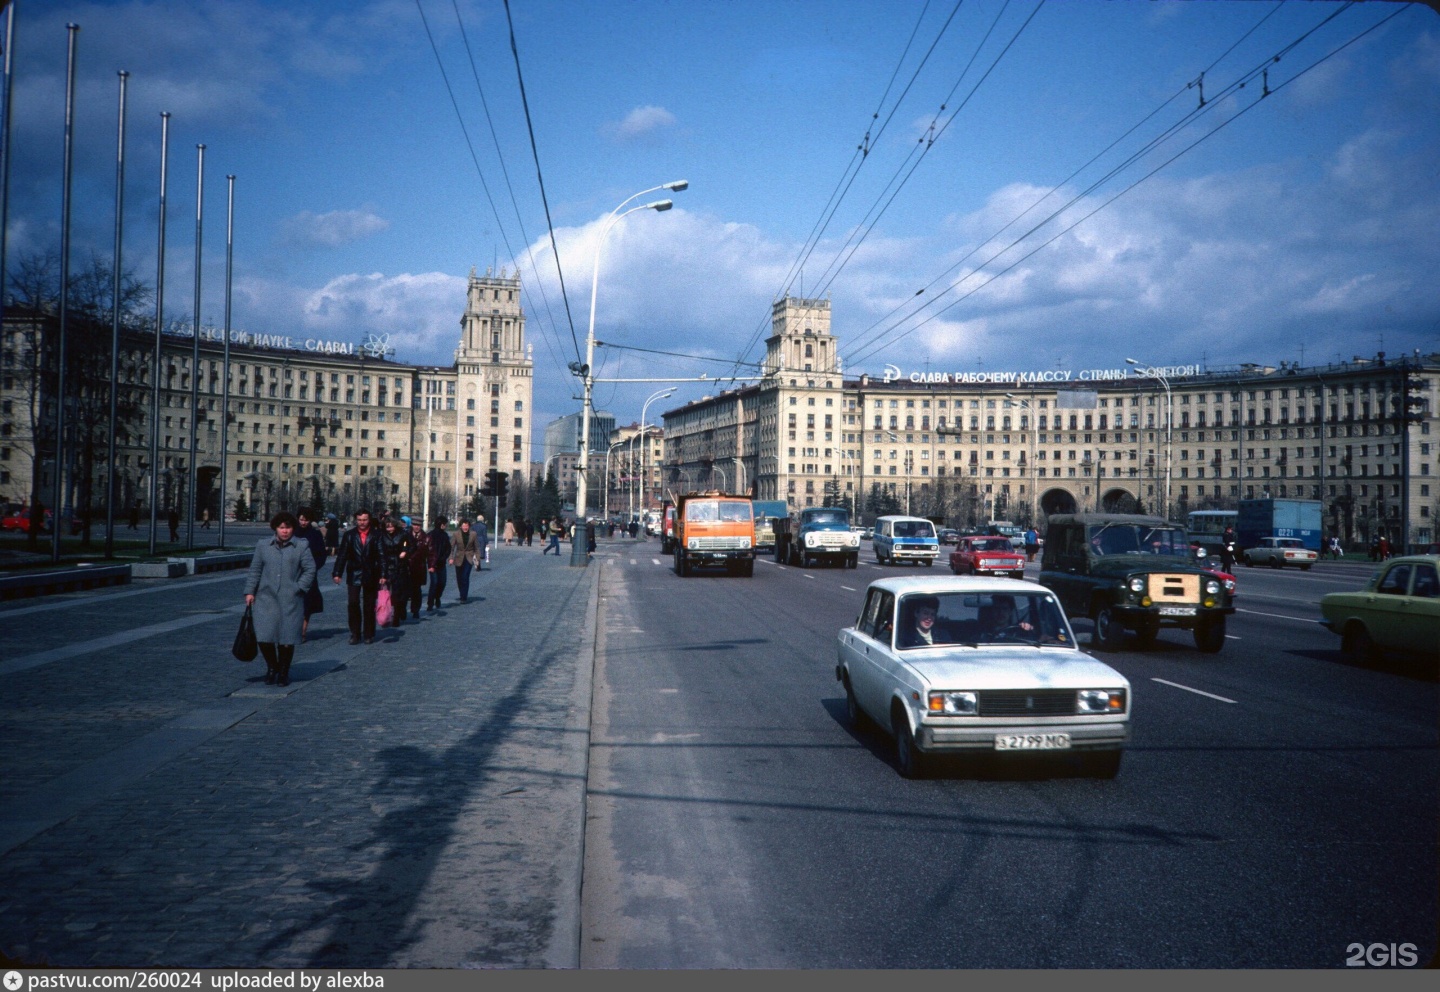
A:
[[5, 0, 1439, 441]]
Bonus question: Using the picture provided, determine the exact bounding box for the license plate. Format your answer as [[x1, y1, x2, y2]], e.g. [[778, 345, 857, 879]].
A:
[[1158, 605, 1197, 616], [995, 733, 1071, 750]]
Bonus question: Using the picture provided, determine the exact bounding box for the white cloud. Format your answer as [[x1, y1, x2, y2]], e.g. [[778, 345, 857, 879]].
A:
[[280, 209, 391, 249], [606, 105, 678, 142], [293, 271, 467, 355]]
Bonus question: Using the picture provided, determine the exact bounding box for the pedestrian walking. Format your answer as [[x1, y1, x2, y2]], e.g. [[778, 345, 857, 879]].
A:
[[450, 518, 481, 602], [475, 515, 490, 569], [378, 515, 413, 628], [332, 509, 384, 644], [243, 511, 317, 687], [406, 517, 430, 620], [524, 520, 534, 546], [542, 517, 563, 555], [324, 514, 339, 554], [201, 508, 211, 530], [167, 506, 180, 542], [1220, 525, 1237, 573], [296, 507, 328, 643], [503, 519, 516, 545], [128, 501, 140, 531], [1378, 535, 1392, 560], [427, 518, 452, 611]]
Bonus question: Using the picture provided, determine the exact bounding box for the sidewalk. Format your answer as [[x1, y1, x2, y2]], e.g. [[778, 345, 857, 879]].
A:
[[0, 543, 600, 968]]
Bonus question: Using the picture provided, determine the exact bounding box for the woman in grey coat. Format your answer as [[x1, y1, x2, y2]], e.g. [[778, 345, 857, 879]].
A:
[[244, 511, 317, 686]]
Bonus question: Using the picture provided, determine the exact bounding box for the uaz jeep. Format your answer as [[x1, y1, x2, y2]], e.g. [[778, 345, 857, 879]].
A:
[[1037, 513, 1234, 653]]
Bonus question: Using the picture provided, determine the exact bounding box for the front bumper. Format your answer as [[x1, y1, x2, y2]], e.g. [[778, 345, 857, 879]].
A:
[[1112, 603, 1235, 628], [919, 720, 1129, 752]]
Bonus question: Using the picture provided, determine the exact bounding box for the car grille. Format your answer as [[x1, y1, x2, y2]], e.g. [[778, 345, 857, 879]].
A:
[[1151, 573, 1199, 603], [977, 689, 1076, 717], [691, 536, 750, 550]]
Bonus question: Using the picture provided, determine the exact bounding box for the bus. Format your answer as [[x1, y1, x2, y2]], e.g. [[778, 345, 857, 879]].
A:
[[1185, 510, 1236, 554]]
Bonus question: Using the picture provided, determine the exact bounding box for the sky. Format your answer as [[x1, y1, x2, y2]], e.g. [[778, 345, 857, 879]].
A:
[[4, 0, 1439, 446]]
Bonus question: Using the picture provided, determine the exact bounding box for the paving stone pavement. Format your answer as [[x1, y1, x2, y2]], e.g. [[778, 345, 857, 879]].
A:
[[0, 543, 601, 968]]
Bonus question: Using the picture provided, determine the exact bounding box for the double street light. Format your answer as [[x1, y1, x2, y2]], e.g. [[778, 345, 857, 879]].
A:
[[573, 180, 688, 565], [1004, 393, 1037, 527]]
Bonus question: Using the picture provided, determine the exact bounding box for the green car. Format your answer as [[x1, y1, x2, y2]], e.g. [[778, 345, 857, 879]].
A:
[[1319, 555, 1440, 663]]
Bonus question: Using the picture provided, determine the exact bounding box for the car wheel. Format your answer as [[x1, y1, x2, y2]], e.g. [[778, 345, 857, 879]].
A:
[[844, 678, 869, 730], [1194, 616, 1226, 653], [1341, 623, 1379, 664], [1269, 557, 1282, 569], [893, 711, 928, 779], [923, 559, 933, 567], [1081, 750, 1122, 779], [1093, 606, 1126, 651], [1244, 555, 1254, 567], [949, 559, 960, 575]]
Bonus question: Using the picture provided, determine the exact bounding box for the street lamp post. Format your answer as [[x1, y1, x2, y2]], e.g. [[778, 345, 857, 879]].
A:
[[636, 387, 674, 524], [603, 437, 626, 519], [1127, 358, 1172, 520], [573, 180, 688, 565], [1005, 393, 1037, 527]]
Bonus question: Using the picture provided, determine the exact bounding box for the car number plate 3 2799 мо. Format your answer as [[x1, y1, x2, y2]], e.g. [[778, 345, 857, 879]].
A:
[[995, 733, 1071, 750]]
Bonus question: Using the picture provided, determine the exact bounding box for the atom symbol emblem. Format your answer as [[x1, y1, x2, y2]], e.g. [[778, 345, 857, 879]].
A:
[[361, 333, 393, 359]]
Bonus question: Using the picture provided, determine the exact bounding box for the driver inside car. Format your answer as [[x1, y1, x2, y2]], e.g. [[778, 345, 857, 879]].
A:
[[978, 594, 1036, 641]]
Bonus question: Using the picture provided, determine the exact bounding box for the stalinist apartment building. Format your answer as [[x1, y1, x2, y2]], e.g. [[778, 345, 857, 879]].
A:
[[663, 296, 1440, 548], [0, 267, 534, 522]]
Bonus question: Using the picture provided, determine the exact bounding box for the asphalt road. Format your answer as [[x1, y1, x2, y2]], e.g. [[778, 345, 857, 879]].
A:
[[580, 546, 1438, 968]]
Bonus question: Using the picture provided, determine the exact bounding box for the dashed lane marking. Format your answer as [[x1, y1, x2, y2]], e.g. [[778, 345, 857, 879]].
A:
[[1236, 607, 1316, 623], [804, 574, 815, 580], [1151, 677, 1237, 704], [841, 586, 857, 591]]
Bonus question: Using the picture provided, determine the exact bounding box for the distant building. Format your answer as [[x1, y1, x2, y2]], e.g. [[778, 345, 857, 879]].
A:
[[662, 296, 1440, 549]]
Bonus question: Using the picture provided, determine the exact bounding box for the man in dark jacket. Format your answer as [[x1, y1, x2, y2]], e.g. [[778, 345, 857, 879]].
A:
[[332, 509, 384, 643], [406, 517, 430, 621], [426, 519, 452, 611]]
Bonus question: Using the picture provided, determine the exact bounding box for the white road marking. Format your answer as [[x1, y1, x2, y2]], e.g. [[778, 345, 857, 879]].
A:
[[658, 688, 679, 694], [804, 574, 815, 580], [630, 559, 638, 565], [652, 559, 663, 566], [0, 571, 246, 618], [1225, 634, 1241, 640], [841, 586, 857, 592], [1236, 607, 1316, 623], [1151, 678, 1237, 704]]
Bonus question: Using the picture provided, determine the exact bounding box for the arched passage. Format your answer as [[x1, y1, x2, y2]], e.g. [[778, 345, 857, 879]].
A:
[[1040, 487, 1077, 516], [1101, 488, 1139, 514]]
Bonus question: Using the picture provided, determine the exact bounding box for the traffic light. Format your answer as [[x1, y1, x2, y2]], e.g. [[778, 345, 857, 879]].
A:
[[1403, 373, 1427, 424], [496, 471, 509, 508], [480, 468, 498, 498]]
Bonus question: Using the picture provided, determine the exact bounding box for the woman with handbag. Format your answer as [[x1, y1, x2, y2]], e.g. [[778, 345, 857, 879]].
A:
[[378, 515, 412, 628], [244, 511, 317, 686], [450, 518, 481, 603]]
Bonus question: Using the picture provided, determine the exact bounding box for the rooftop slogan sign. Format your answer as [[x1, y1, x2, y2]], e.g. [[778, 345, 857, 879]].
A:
[[879, 363, 1202, 386], [168, 326, 395, 359]]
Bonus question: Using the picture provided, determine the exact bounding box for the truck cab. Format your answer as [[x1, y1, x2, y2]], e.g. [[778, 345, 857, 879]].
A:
[[672, 491, 756, 577], [773, 506, 859, 569], [752, 500, 790, 558]]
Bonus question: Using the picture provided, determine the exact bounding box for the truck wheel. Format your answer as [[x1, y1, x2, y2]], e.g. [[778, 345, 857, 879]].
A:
[[847, 554, 858, 570], [1194, 616, 1226, 653], [1092, 606, 1126, 651], [741, 558, 755, 577], [674, 549, 688, 577]]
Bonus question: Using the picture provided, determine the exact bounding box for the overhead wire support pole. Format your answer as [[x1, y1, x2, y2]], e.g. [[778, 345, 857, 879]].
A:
[[147, 112, 169, 556], [105, 69, 128, 559], [219, 174, 234, 550], [53, 23, 79, 563], [186, 143, 203, 549]]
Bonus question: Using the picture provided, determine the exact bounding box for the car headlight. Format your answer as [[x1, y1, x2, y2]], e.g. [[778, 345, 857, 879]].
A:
[[1204, 579, 1221, 595], [1078, 689, 1126, 714], [927, 691, 978, 715], [1128, 576, 1146, 594], [1223, 578, 1236, 593]]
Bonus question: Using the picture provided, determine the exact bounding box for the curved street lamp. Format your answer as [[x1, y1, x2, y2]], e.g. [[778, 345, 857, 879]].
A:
[[573, 180, 688, 564], [635, 387, 675, 521]]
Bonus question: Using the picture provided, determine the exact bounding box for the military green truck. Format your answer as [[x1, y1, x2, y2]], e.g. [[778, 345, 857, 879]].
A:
[[1037, 512, 1234, 653]]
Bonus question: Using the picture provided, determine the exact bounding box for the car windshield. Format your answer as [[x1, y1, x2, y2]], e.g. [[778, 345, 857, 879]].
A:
[[894, 591, 1073, 649], [970, 539, 1013, 552], [685, 500, 752, 523], [893, 521, 935, 538], [1087, 524, 1188, 557], [804, 510, 847, 526]]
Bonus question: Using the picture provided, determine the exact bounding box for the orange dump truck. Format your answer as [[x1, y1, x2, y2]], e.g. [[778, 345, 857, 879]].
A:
[[672, 491, 756, 577]]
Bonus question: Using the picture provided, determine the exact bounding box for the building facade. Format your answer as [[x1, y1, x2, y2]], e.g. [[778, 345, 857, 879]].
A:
[[0, 267, 535, 524], [663, 297, 1440, 549]]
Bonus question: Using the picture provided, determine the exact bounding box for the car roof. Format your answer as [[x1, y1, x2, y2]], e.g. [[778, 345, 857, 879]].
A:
[[864, 575, 1052, 598], [876, 514, 935, 523]]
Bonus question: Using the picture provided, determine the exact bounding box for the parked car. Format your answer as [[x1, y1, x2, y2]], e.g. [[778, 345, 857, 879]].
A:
[[949, 535, 1026, 579], [835, 576, 1130, 778], [1319, 555, 1440, 663], [1243, 536, 1318, 570]]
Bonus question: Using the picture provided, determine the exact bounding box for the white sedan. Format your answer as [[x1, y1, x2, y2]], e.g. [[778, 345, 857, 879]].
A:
[[835, 576, 1130, 778]]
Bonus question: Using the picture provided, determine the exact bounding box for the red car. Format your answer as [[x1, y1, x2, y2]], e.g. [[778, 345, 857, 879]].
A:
[[0, 507, 81, 535], [948, 535, 1027, 579]]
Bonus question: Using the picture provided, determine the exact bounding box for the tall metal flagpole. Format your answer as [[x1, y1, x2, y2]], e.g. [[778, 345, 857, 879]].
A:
[[52, 23, 79, 563], [105, 70, 128, 559], [219, 174, 234, 550], [0, 2, 17, 336], [147, 112, 170, 556], [186, 144, 203, 548]]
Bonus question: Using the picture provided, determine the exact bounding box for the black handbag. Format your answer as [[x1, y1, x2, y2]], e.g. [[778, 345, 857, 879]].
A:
[[232, 604, 258, 662]]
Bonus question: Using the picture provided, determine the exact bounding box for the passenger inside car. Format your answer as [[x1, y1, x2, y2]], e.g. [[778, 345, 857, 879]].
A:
[[898, 596, 945, 648]]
